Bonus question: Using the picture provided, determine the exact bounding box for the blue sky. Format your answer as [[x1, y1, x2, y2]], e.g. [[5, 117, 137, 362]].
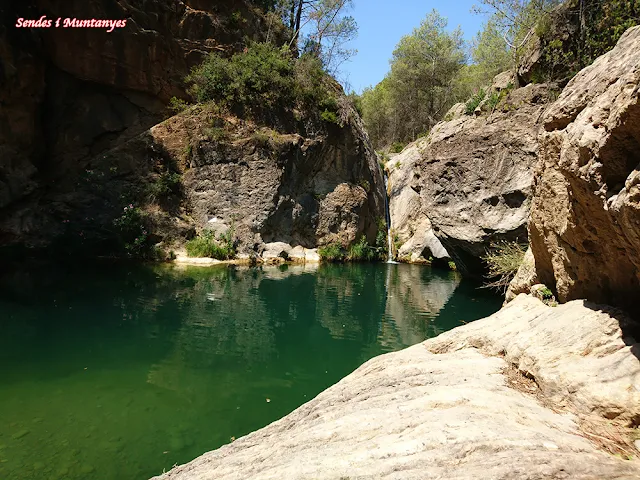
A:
[[340, 0, 487, 93]]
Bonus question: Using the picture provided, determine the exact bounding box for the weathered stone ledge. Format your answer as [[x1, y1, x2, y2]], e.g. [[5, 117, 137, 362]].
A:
[[152, 295, 640, 480]]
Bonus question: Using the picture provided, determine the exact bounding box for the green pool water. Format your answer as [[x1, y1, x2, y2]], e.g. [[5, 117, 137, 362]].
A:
[[0, 262, 501, 480]]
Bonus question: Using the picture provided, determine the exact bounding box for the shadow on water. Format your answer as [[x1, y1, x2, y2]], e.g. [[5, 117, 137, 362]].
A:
[[0, 262, 502, 480]]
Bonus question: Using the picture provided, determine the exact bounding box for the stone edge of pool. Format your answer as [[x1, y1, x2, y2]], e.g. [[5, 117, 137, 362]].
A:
[[150, 294, 640, 479]]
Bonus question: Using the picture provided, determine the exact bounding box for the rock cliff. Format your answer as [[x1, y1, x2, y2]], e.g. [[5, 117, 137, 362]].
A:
[[152, 295, 640, 480], [0, 0, 384, 257], [387, 81, 554, 274], [385, 149, 449, 265], [101, 104, 385, 253], [526, 26, 640, 316]]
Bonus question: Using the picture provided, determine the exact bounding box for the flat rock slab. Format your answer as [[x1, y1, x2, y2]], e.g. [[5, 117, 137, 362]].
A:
[[153, 296, 640, 480]]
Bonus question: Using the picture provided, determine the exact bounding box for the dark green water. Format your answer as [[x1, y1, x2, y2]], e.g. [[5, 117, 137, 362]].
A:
[[0, 262, 501, 480]]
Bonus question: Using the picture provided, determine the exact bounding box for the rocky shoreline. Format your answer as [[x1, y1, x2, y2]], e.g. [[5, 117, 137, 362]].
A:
[[153, 294, 640, 479]]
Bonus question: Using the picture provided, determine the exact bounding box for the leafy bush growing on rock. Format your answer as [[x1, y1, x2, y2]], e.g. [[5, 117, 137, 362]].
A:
[[390, 142, 406, 153], [534, 0, 639, 83], [168, 96, 189, 113], [186, 229, 236, 260], [375, 217, 389, 258], [347, 236, 377, 262], [187, 43, 295, 108], [147, 172, 182, 202], [318, 243, 346, 262], [482, 241, 528, 292], [113, 204, 153, 259], [465, 89, 487, 115], [186, 43, 339, 122], [321, 109, 339, 124]]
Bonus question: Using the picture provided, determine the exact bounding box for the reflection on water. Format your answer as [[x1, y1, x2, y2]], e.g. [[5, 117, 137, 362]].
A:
[[0, 262, 501, 480]]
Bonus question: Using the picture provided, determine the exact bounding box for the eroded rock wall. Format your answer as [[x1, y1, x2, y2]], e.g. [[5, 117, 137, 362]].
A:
[[55, 103, 385, 255], [528, 26, 640, 315], [387, 81, 554, 274], [1, 0, 266, 217], [0, 0, 383, 256], [386, 147, 449, 264]]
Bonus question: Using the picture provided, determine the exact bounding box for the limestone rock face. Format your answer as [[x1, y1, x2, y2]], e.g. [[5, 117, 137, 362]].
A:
[[0, 0, 267, 218], [529, 26, 640, 316], [67, 105, 385, 254], [400, 83, 553, 274], [0, 1, 382, 255], [386, 145, 449, 264], [152, 295, 640, 480]]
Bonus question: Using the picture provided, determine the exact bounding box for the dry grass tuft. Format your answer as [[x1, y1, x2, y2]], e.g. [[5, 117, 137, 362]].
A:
[[482, 241, 528, 292]]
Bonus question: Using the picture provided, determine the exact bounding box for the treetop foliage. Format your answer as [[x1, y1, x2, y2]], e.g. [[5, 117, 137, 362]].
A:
[[361, 11, 470, 148], [184, 0, 360, 125], [360, 0, 638, 149], [186, 42, 344, 128]]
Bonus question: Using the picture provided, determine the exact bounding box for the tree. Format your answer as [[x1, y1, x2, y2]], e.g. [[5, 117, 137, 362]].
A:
[[284, 0, 358, 74], [387, 10, 466, 142], [360, 10, 466, 148], [471, 17, 511, 83], [360, 79, 392, 147], [472, 0, 561, 83]]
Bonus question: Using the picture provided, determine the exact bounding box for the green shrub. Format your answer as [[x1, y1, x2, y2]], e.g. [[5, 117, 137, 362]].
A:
[[205, 127, 228, 142], [482, 241, 528, 292], [185, 229, 236, 260], [321, 109, 339, 124], [318, 243, 346, 262], [187, 43, 338, 121], [294, 54, 337, 111], [229, 10, 246, 27], [184, 144, 193, 157], [375, 217, 388, 259], [147, 172, 182, 202], [465, 89, 486, 115], [252, 130, 271, 146], [390, 142, 406, 153], [393, 232, 402, 254], [347, 236, 377, 262], [187, 43, 296, 110], [169, 96, 189, 113], [113, 205, 152, 258], [537, 0, 639, 83], [486, 91, 502, 111]]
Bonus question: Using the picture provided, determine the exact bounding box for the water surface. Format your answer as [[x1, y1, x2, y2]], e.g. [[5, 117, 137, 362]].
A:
[[0, 262, 501, 479]]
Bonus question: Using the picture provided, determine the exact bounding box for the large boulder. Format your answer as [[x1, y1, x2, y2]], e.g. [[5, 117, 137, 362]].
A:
[[401, 83, 554, 275], [529, 26, 640, 317], [152, 295, 640, 480]]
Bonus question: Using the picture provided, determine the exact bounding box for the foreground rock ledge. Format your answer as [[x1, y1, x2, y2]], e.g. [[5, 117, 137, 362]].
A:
[[153, 296, 640, 480]]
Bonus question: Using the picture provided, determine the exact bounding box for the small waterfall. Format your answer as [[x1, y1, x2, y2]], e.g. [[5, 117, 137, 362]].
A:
[[383, 172, 395, 263]]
